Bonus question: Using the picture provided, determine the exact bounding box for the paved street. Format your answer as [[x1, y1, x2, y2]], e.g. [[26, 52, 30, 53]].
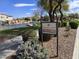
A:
[[0, 36, 23, 59]]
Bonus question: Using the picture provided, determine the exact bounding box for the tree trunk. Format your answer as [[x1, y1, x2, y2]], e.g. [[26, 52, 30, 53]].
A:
[[49, 0, 53, 22], [49, 12, 53, 22], [59, 4, 63, 24], [52, 3, 59, 22]]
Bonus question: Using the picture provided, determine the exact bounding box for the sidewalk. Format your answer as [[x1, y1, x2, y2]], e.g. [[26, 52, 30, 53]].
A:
[[72, 27, 79, 59]]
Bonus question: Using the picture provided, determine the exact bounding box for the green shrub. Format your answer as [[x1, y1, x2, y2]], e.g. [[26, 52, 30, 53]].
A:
[[69, 21, 78, 29], [43, 34, 51, 41], [16, 39, 48, 59], [73, 20, 79, 25], [61, 21, 67, 27], [16, 30, 48, 59], [39, 29, 51, 42]]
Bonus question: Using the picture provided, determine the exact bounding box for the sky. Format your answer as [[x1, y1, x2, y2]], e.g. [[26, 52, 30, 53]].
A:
[[0, 0, 79, 18], [68, 0, 79, 13]]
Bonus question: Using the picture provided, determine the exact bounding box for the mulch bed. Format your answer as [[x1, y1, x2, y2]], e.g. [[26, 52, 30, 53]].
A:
[[43, 27, 77, 59]]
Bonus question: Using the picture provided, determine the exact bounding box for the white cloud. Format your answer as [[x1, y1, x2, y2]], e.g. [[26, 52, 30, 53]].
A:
[[68, 0, 79, 13], [14, 3, 35, 7], [31, 8, 37, 11], [26, 13, 31, 14], [25, 13, 33, 17], [69, 1, 79, 10]]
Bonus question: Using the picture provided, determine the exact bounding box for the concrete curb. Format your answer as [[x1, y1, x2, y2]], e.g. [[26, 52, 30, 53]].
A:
[[72, 27, 79, 59]]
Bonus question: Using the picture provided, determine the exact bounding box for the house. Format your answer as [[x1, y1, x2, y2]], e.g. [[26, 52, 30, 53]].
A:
[[0, 13, 13, 21], [0, 13, 14, 25]]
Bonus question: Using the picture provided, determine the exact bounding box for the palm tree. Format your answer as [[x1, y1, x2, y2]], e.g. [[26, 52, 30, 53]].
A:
[[37, 0, 69, 22]]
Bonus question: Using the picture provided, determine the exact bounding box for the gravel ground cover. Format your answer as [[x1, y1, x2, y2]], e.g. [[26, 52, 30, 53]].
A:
[[43, 27, 77, 59]]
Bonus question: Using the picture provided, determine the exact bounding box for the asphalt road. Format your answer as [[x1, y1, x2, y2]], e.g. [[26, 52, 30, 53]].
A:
[[0, 36, 23, 59], [0, 43, 20, 59]]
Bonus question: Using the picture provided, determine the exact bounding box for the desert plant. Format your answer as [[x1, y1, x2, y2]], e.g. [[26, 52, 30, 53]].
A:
[[61, 21, 67, 27], [16, 39, 48, 59], [16, 30, 48, 59], [69, 21, 78, 29]]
